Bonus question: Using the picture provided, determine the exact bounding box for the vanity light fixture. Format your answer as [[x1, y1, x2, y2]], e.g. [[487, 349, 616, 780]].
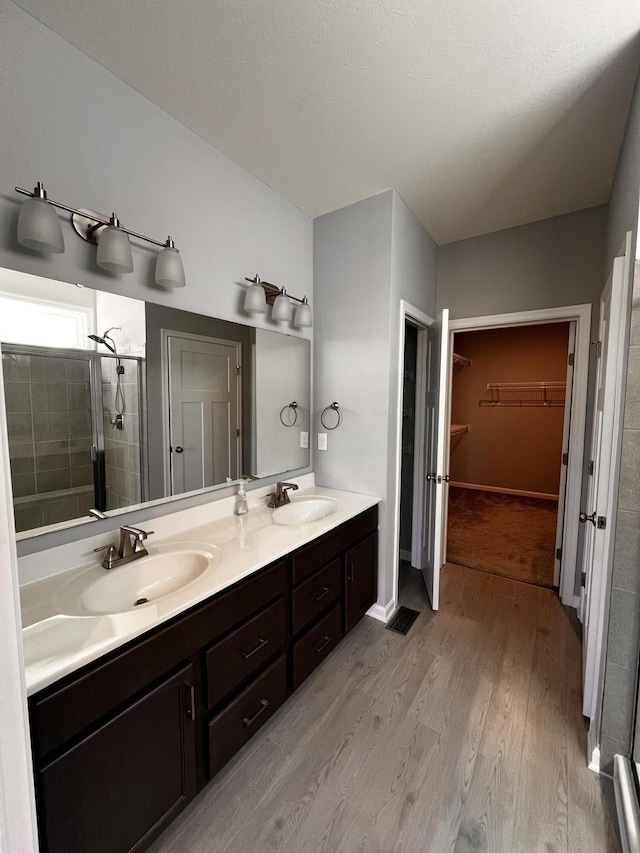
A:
[[244, 274, 312, 328], [14, 182, 186, 287], [16, 182, 65, 254]]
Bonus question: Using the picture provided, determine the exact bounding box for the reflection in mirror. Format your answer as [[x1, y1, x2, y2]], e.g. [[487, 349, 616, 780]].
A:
[[0, 267, 310, 538]]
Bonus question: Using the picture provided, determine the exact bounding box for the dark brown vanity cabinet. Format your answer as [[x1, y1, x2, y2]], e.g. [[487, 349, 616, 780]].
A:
[[28, 505, 377, 853], [37, 664, 196, 853]]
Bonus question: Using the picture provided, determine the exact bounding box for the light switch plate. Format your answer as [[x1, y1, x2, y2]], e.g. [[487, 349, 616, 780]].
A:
[[299, 431, 309, 448], [317, 432, 328, 451]]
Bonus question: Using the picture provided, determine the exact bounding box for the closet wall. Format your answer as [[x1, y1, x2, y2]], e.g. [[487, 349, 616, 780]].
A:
[[450, 323, 570, 496]]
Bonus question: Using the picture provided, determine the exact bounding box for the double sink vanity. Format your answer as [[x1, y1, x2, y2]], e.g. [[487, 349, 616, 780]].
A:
[[20, 478, 379, 853]]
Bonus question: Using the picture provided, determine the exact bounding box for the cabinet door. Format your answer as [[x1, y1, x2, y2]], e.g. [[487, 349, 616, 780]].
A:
[[344, 532, 378, 634], [38, 663, 197, 853]]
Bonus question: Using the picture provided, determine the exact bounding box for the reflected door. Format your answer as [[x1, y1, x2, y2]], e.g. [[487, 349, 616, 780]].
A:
[[167, 335, 241, 494]]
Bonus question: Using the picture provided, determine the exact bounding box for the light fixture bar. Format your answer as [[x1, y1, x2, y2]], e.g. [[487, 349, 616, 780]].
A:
[[244, 275, 306, 305], [15, 186, 167, 249]]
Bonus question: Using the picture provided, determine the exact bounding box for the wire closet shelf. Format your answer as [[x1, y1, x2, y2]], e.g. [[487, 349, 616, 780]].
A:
[[480, 381, 566, 407]]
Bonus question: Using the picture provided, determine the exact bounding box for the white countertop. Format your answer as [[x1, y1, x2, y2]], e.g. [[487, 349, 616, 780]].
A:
[[20, 483, 379, 696]]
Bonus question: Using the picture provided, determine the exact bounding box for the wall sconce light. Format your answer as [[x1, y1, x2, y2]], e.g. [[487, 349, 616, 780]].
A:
[[15, 181, 186, 288], [244, 275, 312, 328]]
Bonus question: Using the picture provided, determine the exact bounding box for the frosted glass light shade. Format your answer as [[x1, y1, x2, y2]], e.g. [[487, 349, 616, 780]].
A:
[[272, 291, 293, 322], [96, 221, 133, 274], [17, 197, 64, 254], [294, 297, 312, 328], [244, 282, 267, 313], [155, 246, 185, 288]]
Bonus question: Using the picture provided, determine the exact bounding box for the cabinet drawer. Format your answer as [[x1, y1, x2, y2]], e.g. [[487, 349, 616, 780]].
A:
[[205, 597, 286, 709], [291, 506, 378, 584], [292, 605, 342, 689], [207, 655, 287, 779], [292, 559, 340, 635]]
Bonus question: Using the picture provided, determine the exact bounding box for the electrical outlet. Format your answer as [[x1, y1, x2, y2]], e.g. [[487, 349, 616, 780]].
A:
[[300, 431, 309, 448], [317, 432, 328, 451]]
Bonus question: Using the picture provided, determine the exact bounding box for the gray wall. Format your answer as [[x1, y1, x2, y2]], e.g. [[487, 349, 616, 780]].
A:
[[437, 205, 607, 329], [599, 68, 640, 774], [314, 190, 437, 609], [0, 0, 312, 552]]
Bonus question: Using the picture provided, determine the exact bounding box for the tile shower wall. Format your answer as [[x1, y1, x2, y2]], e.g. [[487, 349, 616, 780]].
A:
[[600, 260, 640, 773], [3, 352, 94, 532], [101, 356, 142, 510]]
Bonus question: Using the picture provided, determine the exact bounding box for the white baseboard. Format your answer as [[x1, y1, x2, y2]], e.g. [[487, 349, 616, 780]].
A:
[[400, 549, 411, 563], [367, 600, 397, 624], [449, 482, 559, 501]]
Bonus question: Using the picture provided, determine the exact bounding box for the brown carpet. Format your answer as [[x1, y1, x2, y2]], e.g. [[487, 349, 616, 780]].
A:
[[446, 486, 558, 588]]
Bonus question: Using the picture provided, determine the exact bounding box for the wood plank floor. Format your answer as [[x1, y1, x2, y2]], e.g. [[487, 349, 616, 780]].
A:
[[148, 563, 620, 853]]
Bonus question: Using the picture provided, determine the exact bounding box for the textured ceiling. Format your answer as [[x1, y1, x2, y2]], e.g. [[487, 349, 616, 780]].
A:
[[13, 0, 640, 244]]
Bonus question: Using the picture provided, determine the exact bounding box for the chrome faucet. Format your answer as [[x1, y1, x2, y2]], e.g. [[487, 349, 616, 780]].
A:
[[266, 481, 299, 508], [94, 525, 154, 570]]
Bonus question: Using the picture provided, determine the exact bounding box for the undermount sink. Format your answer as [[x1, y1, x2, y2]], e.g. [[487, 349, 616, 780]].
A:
[[81, 543, 220, 614], [271, 495, 342, 526]]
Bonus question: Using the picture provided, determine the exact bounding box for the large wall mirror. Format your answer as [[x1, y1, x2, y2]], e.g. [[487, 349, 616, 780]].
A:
[[0, 267, 311, 539]]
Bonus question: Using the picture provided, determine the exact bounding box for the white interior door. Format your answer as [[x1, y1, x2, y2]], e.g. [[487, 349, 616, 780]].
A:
[[421, 309, 450, 610], [582, 254, 629, 718], [168, 335, 241, 494], [553, 321, 576, 587]]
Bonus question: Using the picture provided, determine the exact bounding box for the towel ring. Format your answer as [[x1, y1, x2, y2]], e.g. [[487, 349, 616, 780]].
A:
[[320, 402, 342, 430], [280, 401, 300, 427]]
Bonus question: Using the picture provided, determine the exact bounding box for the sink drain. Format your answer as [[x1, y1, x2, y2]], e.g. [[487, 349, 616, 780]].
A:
[[134, 597, 149, 607]]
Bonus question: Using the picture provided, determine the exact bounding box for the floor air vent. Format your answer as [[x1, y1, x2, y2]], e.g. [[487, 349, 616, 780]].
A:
[[386, 606, 420, 636]]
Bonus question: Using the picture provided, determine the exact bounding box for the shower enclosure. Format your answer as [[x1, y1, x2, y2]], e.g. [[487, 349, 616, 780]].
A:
[[2, 344, 146, 533]]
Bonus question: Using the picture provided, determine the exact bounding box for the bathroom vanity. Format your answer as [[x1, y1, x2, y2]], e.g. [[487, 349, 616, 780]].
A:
[[22, 487, 378, 853]]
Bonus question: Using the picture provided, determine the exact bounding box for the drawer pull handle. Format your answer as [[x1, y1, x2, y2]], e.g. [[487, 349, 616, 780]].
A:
[[347, 561, 354, 582], [241, 636, 269, 659], [314, 634, 332, 653], [313, 586, 331, 602], [243, 698, 269, 727]]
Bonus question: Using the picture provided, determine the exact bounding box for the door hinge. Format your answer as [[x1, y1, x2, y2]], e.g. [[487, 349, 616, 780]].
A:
[[597, 516, 607, 530], [236, 428, 241, 437], [592, 340, 602, 358], [562, 452, 568, 466], [588, 460, 594, 476], [236, 365, 241, 375], [556, 547, 562, 561], [581, 571, 587, 588], [568, 352, 575, 366]]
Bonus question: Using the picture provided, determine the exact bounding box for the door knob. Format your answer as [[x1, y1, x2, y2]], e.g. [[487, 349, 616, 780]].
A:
[[426, 473, 437, 482], [175, 446, 184, 454], [579, 511, 596, 526], [442, 475, 451, 482]]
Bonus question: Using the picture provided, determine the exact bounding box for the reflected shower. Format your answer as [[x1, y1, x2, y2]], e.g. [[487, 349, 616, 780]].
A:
[[88, 326, 125, 429], [88, 327, 120, 355]]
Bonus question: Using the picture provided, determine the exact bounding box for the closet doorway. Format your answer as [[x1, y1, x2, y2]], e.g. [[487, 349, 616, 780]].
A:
[[446, 323, 571, 589]]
